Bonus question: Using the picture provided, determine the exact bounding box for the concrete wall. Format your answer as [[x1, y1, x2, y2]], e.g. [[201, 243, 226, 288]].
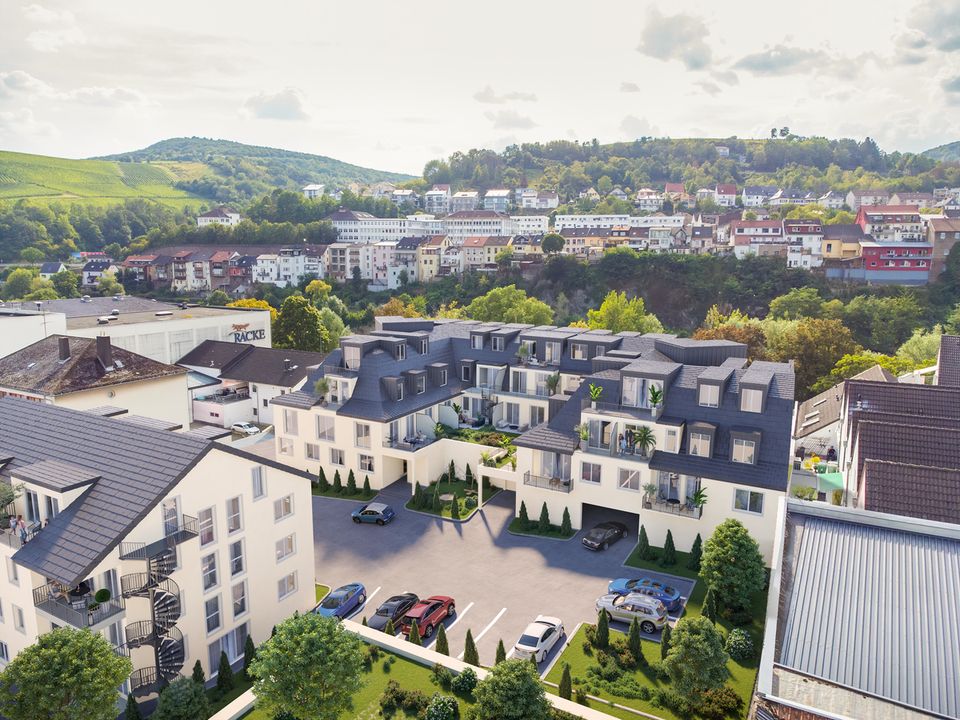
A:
[[0, 311, 68, 359], [54, 373, 192, 430]]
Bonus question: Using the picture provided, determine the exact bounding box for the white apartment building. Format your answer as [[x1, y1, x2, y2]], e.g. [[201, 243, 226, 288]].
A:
[[783, 220, 824, 268], [326, 210, 443, 244], [197, 207, 242, 228], [301, 184, 325, 199], [0, 400, 314, 703], [483, 189, 512, 213], [442, 211, 515, 245], [519, 190, 559, 210], [554, 214, 686, 231], [634, 189, 664, 212], [511, 216, 550, 234], [423, 186, 451, 215], [741, 186, 777, 207], [817, 191, 845, 209], [451, 191, 480, 213]]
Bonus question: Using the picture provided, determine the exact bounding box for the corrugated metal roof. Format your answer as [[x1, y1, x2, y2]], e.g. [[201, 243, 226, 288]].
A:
[[779, 513, 960, 718]]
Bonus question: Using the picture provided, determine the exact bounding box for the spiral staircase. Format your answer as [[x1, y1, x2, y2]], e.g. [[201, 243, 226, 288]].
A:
[[119, 517, 197, 697]]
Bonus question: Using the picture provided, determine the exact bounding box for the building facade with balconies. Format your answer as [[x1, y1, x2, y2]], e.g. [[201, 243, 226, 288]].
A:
[[0, 399, 314, 704]]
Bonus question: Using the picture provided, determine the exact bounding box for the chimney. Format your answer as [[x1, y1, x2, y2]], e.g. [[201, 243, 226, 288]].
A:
[[283, 358, 291, 372], [58, 337, 70, 362], [96, 336, 114, 370]]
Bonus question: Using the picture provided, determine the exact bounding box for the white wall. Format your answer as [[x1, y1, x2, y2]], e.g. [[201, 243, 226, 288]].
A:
[[54, 374, 191, 429], [0, 312, 68, 359]]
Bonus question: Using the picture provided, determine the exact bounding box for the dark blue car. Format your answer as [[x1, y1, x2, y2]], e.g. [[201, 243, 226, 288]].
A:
[[607, 577, 682, 613], [313, 583, 366, 619], [352, 502, 396, 525]]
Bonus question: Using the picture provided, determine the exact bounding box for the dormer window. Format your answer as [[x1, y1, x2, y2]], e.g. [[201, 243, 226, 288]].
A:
[[471, 335, 483, 350], [397, 382, 404, 401], [396, 344, 406, 361], [344, 345, 361, 370], [492, 336, 504, 352], [416, 376, 425, 394], [570, 343, 587, 360], [698, 383, 719, 408], [461, 365, 471, 382], [741, 388, 763, 413], [689, 432, 711, 457], [420, 339, 429, 354], [544, 341, 561, 363], [732, 438, 756, 464], [439, 369, 448, 386]]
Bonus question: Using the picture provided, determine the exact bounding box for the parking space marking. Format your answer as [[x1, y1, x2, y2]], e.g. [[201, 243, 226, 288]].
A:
[[365, 586, 382, 606], [445, 601, 474, 631], [458, 607, 506, 659]]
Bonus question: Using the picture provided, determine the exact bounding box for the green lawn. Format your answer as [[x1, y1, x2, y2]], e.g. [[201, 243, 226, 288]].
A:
[[240, 650, 473, 720], [316, 584, 330, 603], [405, 478, 500, 520], [209, 680, 253, 715], [507, 517, 576, 540]]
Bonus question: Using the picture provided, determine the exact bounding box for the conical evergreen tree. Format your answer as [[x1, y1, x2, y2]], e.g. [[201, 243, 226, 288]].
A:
[[384, 618, 396, 635], [216, 650, 235, 693], [125, 693, 142, 720], [561, 507, 572, 536], [191, 659, 205, 686], [596, 609, 609, 649], [661, 530, 677, 566], [408, 620, 422, 646], [463, 629, 479, 666], [537, 502, 550, 533], [363, 475, 371, 495], [703, 587, 718, 623], [637, 525, 655, 560], [518, 501, 530, 529], [628, 617, 641, 659], [687, 533, 703, 571], [242, 634, 256, 680], [660, 624, 672, 660], [435, 623, 449, 655], [495, 639, 506, 664], [317, 467, 330, 492], [559, 663, 572, 700], [333, 470, 343, 494], [346, 469, 357, 495]]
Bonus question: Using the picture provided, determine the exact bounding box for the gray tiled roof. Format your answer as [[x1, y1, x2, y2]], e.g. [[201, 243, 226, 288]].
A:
[[938, 335, 960, 388], [2, 398, 211, 586], [183, 425, 233, 441], [778, 505, 960, 718], [794, 365, 895, 438], [83, 405, 129, 417], [119, 415, 184, 431], [860, 460, 960, 525], [854, 420, 960, 480], [178, 340, 326, 387], [11, 460, 101, 492]]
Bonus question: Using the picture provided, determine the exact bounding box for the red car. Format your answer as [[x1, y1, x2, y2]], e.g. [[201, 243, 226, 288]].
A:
[[399, 595, 455, 639]]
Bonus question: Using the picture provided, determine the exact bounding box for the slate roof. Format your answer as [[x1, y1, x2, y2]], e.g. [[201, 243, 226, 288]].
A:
[[794, 365, 895, 438], [860, 460, 960, 524], [0, 335, 185, 396], [11, 460, 101, 492], [40, 262, 64, 274], [177, 340, 250, 369], [778, 503, 960, 718], [177, 340, 325, 387], [821, 223, 865, 240], [2, 399, 211, 586], [937, 335, 960, 388]]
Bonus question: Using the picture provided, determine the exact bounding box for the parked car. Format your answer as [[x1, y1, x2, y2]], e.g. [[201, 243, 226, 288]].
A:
[[582, 521, 628, 551], [512, 616, 565, 663], [607, 577, 683, 613], [351, 502, 396, 525], [313, 583, 366, 619], [595, 592, 667, 634], [399, 595, 455, 639], [230, 422, 260, 436], [368, 593, 419, 632]]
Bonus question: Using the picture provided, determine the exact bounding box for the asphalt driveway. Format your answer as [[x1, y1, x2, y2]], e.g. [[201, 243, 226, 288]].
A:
[[312, 482, 694, 672]]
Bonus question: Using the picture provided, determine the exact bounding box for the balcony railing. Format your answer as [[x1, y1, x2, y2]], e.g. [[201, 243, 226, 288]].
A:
[[523, 471, 573, 493], [382, 436, 436, 452], [647, 498, 702, 519], [118, 515, 198, 561], [33, 582, 125, 627], [592, 401, 656, 420]]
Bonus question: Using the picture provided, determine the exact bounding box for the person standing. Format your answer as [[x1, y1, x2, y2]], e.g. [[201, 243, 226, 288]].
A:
[[8, 514, 16, 537], [17, 515, 27, 544]]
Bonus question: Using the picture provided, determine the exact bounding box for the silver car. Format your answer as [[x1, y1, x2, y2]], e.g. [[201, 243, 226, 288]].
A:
[[595, 592, 667, 634], [512, 616, 564, 663]]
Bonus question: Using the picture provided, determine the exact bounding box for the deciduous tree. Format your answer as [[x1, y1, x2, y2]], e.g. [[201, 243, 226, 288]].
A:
[[662, 616, 729, 699], [700, 519, 765, 611], [153, 677, 210, 720], [473, 660, 551, 720], [587, 291, 663, 334], [274, 295, 330, 351]]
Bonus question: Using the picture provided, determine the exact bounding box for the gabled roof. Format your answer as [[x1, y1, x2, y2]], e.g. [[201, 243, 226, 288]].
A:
[[39, 262, 65, 274], [325, 208, 376, 222], [81, 259, 115, 272], [178, 340, 325, 387], [937, 335, 960, 388], [794, 365, 895, 438], [198, 206, 237, 218], [860, 459, 960, 524]]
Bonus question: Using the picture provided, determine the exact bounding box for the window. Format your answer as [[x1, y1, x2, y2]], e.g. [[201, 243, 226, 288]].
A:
[[25, 490, 39, 523], [198, 508, 215, 546], [359, 454, 374, 473], [396, 344, 406, 360], [439, 368, 448, 386], [491, 336, 504, 351], [274, 495, 293, 521], [471, 335, 483, 350], [229, 540, 244, 577], [618, 468, 641, 491], [316, 416, 335, 441], [12, 606, 24, 633], [283, 409, 299, 435], [698, 383, 719, 408], [420, 339, 429, 354], [734, 488, 764, 514], [251, 467, 266, 499], [581, 462, 601, 484], [570, 343, 587, 360], [45, 496, 59, 519], [276, 534, 296, 562], [344, 345, 361, 369], [530, 406, 545, 426], [201, 553, 218, 591], [330, 448, 345, 465], [689, 432, 711, 457], [205, 596, 221, 633], [741, 388, 763, 413], [355, 423, 371, 448], [232, 582, 247, 618], [461, 365, 471, 382], [544, 341, 561, 363], [226, 497, 242, 534], [0, 642, 8, 662], [505, 402, 520, 426], [306, 443, 321, 460], [278, 571, 298, 600], [732, 438, 756, 465], [416, 376, 425, 394], [664, 428, 679, 453], [279, 438, 294, 456]]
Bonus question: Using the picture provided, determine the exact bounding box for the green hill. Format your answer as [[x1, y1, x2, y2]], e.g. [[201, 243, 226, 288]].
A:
[[923, 141, 960, 162], [0, 150, 204, 208], [97, 137, 414, 205]]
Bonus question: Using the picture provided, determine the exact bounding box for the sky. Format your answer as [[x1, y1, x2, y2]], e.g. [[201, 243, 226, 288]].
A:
[[1, 0, 959, 175]]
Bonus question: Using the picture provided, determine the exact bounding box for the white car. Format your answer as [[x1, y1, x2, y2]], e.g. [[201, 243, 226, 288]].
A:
[[512, 615, 564, 663], [231, 422, 260, 436]]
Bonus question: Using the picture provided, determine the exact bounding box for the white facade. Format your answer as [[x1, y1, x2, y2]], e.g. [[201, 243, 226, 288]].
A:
[[442, 214, 516, 244], [301, 184, 325, 199], [451, 191, 480, 212], [634, 189, 664, 212], [0, 310, 68, 358], [197, 208, 241, 228], [554, 214, 685, 230], [511, 216, 550, 234], [423, 188, 451, 215], [483, 189, 511, 213]]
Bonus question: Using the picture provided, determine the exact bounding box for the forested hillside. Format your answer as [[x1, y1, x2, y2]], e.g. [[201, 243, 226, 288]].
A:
[[924, 140, 960, 163]]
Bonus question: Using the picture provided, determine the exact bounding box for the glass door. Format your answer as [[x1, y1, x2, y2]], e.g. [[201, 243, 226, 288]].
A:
[[162, 498, 180, 536]]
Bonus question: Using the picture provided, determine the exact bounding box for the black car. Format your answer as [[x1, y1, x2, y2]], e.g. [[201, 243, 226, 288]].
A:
[[582, 521, 628, 551], [368, 592, 419, 632]]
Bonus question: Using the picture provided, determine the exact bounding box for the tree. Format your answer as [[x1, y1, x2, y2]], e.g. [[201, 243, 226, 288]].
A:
[[810, 351, 916, 394], [96, 271, 124, 297], [595, 609, 610, 649], [660, 623, 672, 661], [660, 529, 677, 566], [946, 303, 960, 335], [274, 295, 330, 351], [318, 467, 330, 492], [375, 296, 423, 318], [426, 693, 458, 720], [541, 232, 565, 255], [700, 519, 766, 611], [560, 507, 572, 536], [435, 623, 449, 655], [687, 533, 703, 571], [703, 587, 718, 623], [465, 285, 553, 324], [518, 501, 530, 529], [0, 627, 131, 720], [637, 525, 655, 560], [408, 620, 422, 646], [346, 469, 357, 495], [768, 287, 824, 320], [206, 289, 230, 306], [537, 502, 550, 534], [248, 613, 364, 720], [333, 470, 343, 494], [693, 322, 768, 361], [304, 279, 332, 304], [495, 639, 507, 664], [384, 619, 395, 635], [243, 634, 256, 680], [216, 650, 235, 693], [841, 293, 923, 354], [662, 617, 729, 699], [153, 677, 210, 720], [1, 268, 34, 299], [587, 291, 663, 334], [559, 663, 572, 700], [766, 317, 859, 398], [896, 325, 943, 366], [363, 475, 371, 495], [19, 247, 45, 263], [51, 269, 79, 298], [318, 307, 347, 351], [228, 298, 278, 323], [473, 660, 551, 720], [627, 616, 642, 659], [125, 693, 142, 720], [191, 659, 206, 685], [463, 629, 479, 666]]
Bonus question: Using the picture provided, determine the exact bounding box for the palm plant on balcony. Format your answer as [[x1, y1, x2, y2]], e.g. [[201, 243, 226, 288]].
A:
[[690, 487, 708, 509], [546, 372, 560, 396], [313, 377, 330, 404], [588, 383, 603, 409], [642, 483, 658, 507], [517, 344, 530, 364], [648, 385, 663, 409], [574, 423, 589, 449], [633, 426, 656, 457]]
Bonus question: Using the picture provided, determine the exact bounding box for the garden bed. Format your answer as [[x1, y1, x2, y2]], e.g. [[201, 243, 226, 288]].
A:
[[507, 517, 577, 540], [313, 469, 377, 501], [405, 477, 500, 521]]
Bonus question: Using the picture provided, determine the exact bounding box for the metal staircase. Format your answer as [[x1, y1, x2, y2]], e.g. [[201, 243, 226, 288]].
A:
[[119, 520, 197, 697]]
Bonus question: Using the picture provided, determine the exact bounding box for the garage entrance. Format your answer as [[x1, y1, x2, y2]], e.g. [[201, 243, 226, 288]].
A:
[[579, 502, 640, 540]]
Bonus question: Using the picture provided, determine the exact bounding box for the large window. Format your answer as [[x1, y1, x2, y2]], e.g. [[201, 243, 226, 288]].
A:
[[278, 438, 294, 456], [229, 540, 244, 577], [698, 384, 719, 408], [201, 553, 218, 591], [741, 388, 763, 413], [689, 432, 711, 457], [278, 571, 298, 600], [276, 534, 296, 562], [471, 335, 483, 350], [491, 336, 504, 352], [734, 488, 764, 514], [439, 368, 448, 386], [13, 606, 25, 633], [226, 497, 242, 534], [283, 409, 299, 435], [511, 369, 527, 393], [416, 376, 425, 394], [570, 343, 587, 360], [232, 581, 247, 618], [343, 345, 361, 370], [251, 466, 266, 499], [396, 344, 406, 360], [505, 402, 520, 426], [664, 428, 679, 453], [544, 341, 561, 363], [531, 406, 545, 427], [359, 454, 374, 473], [581, 462, 601, 485], [330, 448, 344, 466], [205, 596, 221, 633], [274, 495, 293, 521], [397, 382, 404, 401], [305, 443, 321, 460], [316, 416, 335, 441], [618, 468, 641, 491], [355, 423, 371, 448], [732, 438, 756, 464], [198, 507, 215, 547]]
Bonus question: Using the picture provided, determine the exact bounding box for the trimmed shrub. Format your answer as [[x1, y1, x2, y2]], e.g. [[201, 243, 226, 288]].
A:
[[449, 497, 461, 520], [687, 533, 703, 571], [637, 525, 655, 560], [518, 501, 530, 529], [216, 650, 234, 693], [191, 659, 205, 685], [318, 467, 330, 492], [627, 617, 641, 661], [559, 663, 572, 700], [384, 618, 395, 635], [408, 620, 422, 646], [537, 502, 550, 534], [660, 530, 677, 566], [725, 628, 754, 662], [451, 666, 477, 694], [363, 475, 371, 495], [561, 507, 572, 536], [463, 629, 479, 666], [346, 469, 357, 494], [464, 464, 474, 488], [242, 633, 256, 680], [697, 686, 743, 720], [464, 496, 478, 510], [660, 624, 672, 661], [596, 610, 609, 649], [332, 470, 343, 494], [425, 693, 459, 720], [435, 623, 449, 655], [448, 460, 457, 483], [495, 639, 506, 664]]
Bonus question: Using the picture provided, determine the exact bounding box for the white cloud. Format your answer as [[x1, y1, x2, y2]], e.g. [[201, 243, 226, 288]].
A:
[[473, 86, 537, 104], [242, 88, 309, 121], [733, 45, 829, 75], [637, 9, 712, 71], [620, 82, 640, 93], [910, 1, 960, 52], [67, 86, 150, 107], [620, 114, 658, 138], [0, 107, 56, 138], [22, 4, 86, 52], [0, 70, 54, 99], [484, 109, 536, 129]]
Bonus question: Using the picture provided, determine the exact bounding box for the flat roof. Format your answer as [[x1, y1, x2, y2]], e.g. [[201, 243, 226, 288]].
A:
[[65, 303, 267, 330]]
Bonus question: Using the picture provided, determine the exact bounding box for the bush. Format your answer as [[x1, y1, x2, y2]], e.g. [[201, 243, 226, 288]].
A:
[[432, 663, 453, 689], [574, 687, 588, 704], [595, 611, 609, 649], [216, 650, 234, 693], [637, 525, 655, 560], [560, 507, 572, 536], [584, 624, 596, 646], [722, 606, 754, 627], [537, 502, 550, 533], [380, 679, 404, 715], [687, 533, 703, 571], [346, 470, 357, 494], [451, 666, 478, 694], [518, 501, 530, 529], [318, 467, 330, 492], [725, 628, 754, 662], [426, 693, 459, 720], [465, 464, 474, 487], [652, 688, 693, 718], [363, 475, 371, 495], [94, 588, 111, 603], [660, 624, 672, 661], [402, 689, 430, 715], [464, 496, 478, 510], [333, 470, 343, 494], [449, 497, 461, 520], [581, 640, 593, 656], [660, 530, 676, 566], [696, 686, 743, 720], [559, 663, 572, 700]]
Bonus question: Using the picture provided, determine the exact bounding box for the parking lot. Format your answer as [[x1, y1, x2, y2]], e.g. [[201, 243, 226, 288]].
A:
[[312, 482, 695, 673]]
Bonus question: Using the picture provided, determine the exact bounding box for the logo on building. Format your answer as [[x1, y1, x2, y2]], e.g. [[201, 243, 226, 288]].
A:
[[228, 323, 266, 343]]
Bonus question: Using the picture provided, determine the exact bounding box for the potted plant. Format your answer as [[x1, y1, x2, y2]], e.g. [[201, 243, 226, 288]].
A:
[[648, 385, 663, 410], [690, 486, 708, 512], [574, 423, 589, 449], [480, 451, 493, 467], [452, 402, 463, 423], [642, 483, 658, 508], [517, 344, 530, 364], [546, 372, 560, 396], [588, 383, 603, 409], [314, 377, 330, 404], [633, 426, 656, 458]]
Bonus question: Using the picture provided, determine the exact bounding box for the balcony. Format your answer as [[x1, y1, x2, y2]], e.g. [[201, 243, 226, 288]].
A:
[[646, 497, 702, 519], [321, 363, 359, 379], [33, 581, 125, 628], [523, 471, 573, 493], [383, 435, 437, 452], [118, 514, 198, 561], [591, 402, 657, 421]]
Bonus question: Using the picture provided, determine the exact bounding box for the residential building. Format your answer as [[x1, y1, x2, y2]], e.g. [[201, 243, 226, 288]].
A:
[[301, 184, 325, 199], [326, 209, 403, 244], [179, 340, 325, 427], [0, 399, 314, 700], [367, 182, 396, 200], [510, 234, 543, 258], [417, 235, 450, 283], [0, 308, 68, 359], [713, 183, 737, 207], [321, 243, 364, 281], [81, 260, 119, 288], [858, 242, 931, 284], [228, 255, 256, 293], [483, 189, 511, 213], [845, 189, 890, 211], [741, 186, 777, 207], [715, 145, 730, 157], [662, 182, 690, 205], [555, 214, 631, 230], [686, 224, 716, 254], [820, 223, 865, 259], [816, 190, 845, 209], [782, 219, 823, 268], [510, 215, 549, 235], [889, 191, 935, 207], [38, 262, 66, 280], [0, 335, 189, 429], [634, 188, 664, 212], [462, 236, 512, 270], [442, 211, 515, 244], [208, 251, 234, 292], [729, 220, 784, 258], [121, 256, 157, 285], [609, 186, 629, 201], [768, 189, 807, 206], [579, 188, 601, 202], [927, 217, 960, 279], [272, 318, 795, 561], [196, 207, 241, 228], [855, 204, 923, 242], [423, 185, 451, 215], [519, 190, 559, 210], [450, 191, 480, 213], [390, 189, 417, 208]]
